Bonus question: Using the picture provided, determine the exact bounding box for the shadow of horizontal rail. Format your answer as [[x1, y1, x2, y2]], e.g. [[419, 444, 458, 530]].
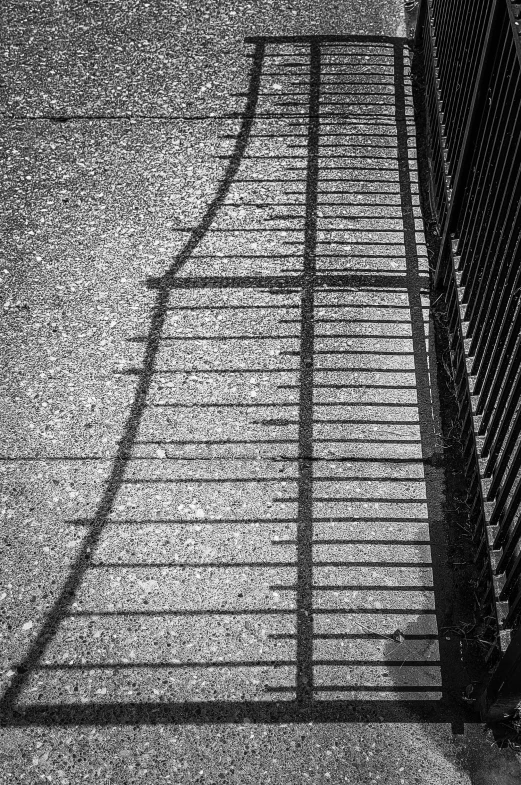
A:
[[0, 33, 466, 729], [0, 700, 473, 727]]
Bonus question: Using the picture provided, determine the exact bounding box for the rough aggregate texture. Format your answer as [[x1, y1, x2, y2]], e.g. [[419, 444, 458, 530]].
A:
[[1, 1, 521, 783]]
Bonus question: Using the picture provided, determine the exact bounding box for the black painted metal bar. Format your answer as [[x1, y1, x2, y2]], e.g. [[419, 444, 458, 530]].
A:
[[433, 0, 502, 285], [415, 0, 521, 717], [417, 0, 521, 718]]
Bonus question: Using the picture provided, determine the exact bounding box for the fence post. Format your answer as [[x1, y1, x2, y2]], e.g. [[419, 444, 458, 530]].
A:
[[413, 0, 428, 49], [478, 628, 521, 720]]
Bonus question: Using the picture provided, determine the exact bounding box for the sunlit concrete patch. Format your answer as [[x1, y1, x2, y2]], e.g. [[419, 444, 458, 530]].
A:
[[94, 521, 298, 564], [146, 370, 300, 410], [312, 590, 435, 612], [105, 482, 298, 521], [18, 664, 298, 705], [72, 565, 297, 616], [41, 614, 297, 665]]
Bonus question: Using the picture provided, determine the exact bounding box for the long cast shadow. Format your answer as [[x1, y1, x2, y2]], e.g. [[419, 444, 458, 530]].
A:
[[0, 35, 475, 727]]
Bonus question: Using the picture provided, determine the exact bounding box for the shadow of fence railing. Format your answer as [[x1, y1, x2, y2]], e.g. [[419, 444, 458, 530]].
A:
[[0, 34, 473, 728]]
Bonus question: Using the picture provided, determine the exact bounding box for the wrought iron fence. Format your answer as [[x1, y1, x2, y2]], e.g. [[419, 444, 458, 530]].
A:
[[415, 0, 521, 719]]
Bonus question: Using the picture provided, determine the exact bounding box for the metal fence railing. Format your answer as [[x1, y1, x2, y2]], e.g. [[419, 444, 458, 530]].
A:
[[415, 0, 521, 719]]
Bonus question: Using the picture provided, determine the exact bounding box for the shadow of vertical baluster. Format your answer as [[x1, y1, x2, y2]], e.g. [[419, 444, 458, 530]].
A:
[[296, 38, 319, 710]]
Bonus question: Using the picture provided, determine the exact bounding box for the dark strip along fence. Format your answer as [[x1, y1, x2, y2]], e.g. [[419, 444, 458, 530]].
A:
[[415, 0, 521, 720]]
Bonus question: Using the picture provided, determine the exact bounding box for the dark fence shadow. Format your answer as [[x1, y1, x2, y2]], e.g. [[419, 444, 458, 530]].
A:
[[0, 35, 474, 728]]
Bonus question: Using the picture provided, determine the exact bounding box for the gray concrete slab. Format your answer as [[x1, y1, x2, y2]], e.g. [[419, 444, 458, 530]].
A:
[[2, 2, 521, 784]]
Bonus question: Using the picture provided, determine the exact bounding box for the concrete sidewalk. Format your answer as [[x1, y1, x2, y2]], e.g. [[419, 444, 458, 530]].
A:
[[1, 2, 520, 784]]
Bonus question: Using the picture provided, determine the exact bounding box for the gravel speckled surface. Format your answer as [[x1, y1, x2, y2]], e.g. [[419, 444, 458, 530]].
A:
[[2, 1, 521, 783]]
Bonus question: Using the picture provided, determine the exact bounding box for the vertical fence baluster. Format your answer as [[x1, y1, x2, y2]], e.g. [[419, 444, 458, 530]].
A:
[[416, 0, 521, 719]]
